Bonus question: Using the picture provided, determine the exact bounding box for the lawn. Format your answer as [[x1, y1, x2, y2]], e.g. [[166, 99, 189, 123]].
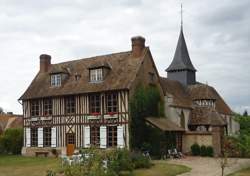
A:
[[0, 155, 190, 176], [0, 155, 60, 176], [128, 160, 191, 176], [227, 167, 250, 176]]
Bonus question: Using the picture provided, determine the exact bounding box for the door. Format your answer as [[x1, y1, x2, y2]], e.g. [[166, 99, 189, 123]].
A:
[[66, 133, 75, 156]]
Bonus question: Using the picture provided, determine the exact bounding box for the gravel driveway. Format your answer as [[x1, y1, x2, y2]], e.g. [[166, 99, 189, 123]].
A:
[[168, 156, 250, 176]]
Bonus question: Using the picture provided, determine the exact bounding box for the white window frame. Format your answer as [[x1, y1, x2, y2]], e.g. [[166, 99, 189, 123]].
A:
[[90, 69, 103, 82], [51, 74, 61, 87]]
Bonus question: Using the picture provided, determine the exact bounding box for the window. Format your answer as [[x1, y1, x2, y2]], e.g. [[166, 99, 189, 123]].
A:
[[65, 96, 75, 114], [31, 100, 40, 116], [90, 69, 103, 82], [66, 133, 75, 145], [107, 126, 117, 147], [148, 72, 155, 82], [31, 128, 38, 147], [90, 94, 101, 113], [106, 93, 118, 113], [90, 126, 100, 146], [44, 99, 52, 116], [43, 128, 51, 147], [51, 74, 61, 87]]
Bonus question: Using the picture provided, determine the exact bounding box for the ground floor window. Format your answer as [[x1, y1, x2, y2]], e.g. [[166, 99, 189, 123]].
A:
[[31, 128, 38, 147], [43, 127, 51, 147], [107, 126, 117, 147], [90, 126, 100, 146], [66, 133, 75, 145]]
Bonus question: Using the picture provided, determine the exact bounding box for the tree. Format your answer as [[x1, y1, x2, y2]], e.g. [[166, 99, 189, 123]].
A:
[[129, 85, 163, 156], [243, 110, 248, 117]]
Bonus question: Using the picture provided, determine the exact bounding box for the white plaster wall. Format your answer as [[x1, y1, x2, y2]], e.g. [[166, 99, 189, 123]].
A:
[[164, 95, 191, 130]]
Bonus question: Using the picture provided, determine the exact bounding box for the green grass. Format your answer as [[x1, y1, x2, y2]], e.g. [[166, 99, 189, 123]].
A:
[[121, 160, 191, 176], [0, 155, 60, 176], [227, 167, 250, 176], [0, 155, 190, 176]]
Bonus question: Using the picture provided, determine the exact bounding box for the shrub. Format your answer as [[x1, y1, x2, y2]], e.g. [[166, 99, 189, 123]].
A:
[[206, 146, 214, 157], [191, 143, 200, 156], [51, 149, 58, 157], [131, 152, 151, 169], [0, 128, 23, 154], [200, 145, 207, 156]]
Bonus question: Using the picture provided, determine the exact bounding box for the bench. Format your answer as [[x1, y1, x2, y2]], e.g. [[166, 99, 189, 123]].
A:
[[35, 151, 49, 157]]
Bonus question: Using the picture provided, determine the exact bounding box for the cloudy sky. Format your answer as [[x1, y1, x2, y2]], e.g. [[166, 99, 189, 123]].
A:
[[0, 0, 249, 114]]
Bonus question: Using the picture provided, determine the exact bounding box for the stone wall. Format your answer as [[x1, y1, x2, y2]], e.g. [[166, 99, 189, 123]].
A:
[[182, 132, 212, 154]]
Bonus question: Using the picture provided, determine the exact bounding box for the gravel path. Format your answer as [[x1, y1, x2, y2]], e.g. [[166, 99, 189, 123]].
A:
[[168, 156, 250, 176]]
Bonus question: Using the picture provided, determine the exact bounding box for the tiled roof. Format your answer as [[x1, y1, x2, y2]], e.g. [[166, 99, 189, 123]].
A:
[[160, 78, 233, 115], [189, 107, 227, 126], [20, 48, 148, 100], [146, 117, 185, 131], [160, 77, 192, 108]]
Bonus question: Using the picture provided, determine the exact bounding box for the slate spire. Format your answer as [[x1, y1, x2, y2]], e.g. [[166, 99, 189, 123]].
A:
[[166, 28, 196, 72], [166, 5, 197, 85]]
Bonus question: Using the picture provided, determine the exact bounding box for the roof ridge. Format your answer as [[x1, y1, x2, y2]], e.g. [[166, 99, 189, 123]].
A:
[[52, 50, 132, 66]]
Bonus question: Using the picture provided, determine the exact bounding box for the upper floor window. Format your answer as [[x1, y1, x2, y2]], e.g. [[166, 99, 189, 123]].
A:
[[44, 99, 52, 116], [31, 100, 40, 116], [90, 69, 103, 82], [106, 93, 118, 113], [51, 74, 61, 87], [90, 94, 101, 113], [65, 96, 75, 114]]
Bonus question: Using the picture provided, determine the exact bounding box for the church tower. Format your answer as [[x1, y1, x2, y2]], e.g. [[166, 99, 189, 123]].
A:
[[166, 5, 196, 86]]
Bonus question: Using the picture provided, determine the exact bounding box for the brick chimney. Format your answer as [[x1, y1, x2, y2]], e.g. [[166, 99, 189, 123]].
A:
[[131, 36, 145, 57], [40, 54, 51, 72]]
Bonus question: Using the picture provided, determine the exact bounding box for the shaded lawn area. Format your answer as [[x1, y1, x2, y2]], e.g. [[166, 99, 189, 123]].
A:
[[0, 155, 60, 176], [228, 167, 250, 176], [122, 160, 191, 176], [0, 155, 190, 176]]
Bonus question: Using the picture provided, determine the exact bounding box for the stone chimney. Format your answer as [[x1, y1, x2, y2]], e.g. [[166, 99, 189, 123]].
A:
[[131, 36, 145, 57], [40, 54, 51, 72]]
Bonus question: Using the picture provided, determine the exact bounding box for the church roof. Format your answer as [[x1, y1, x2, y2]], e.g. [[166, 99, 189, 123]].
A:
[[166, 28, 196, 72], [189, 107, 227, 126], [160, 78, 233, 115]]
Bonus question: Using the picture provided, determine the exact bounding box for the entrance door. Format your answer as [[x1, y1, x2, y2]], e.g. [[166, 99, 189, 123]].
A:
[[66, 133, 75, 156]]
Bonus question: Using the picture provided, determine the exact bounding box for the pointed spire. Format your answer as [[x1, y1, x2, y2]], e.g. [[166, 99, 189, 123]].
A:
[[165, 5, 196, 72]]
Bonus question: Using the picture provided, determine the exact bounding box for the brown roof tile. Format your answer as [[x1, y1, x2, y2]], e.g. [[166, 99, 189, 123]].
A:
[[20, 48, 148, 100], [189, 107, 226, 126], [188, 83, 233, 115], [146, 117, 185, 131], [160, 77, 192, 108]]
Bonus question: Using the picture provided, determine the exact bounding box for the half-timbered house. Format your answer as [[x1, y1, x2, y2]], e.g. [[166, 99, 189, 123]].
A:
[[19, 36, 164, 156]]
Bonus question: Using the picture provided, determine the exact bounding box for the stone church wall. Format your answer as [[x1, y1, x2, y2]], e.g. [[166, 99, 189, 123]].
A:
[[182, 132, 212, 154]]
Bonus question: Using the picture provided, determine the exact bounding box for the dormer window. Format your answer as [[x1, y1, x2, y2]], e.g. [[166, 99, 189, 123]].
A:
[[90, 68, 103, 82], [51, 74, 61, 87]]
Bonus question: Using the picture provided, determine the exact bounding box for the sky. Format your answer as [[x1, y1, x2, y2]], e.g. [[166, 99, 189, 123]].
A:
[[0, 0, 249, 114]]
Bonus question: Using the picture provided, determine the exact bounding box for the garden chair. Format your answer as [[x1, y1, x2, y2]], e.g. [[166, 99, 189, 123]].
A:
[[167, 149, 173, 159], [173, 148, 182, 158]]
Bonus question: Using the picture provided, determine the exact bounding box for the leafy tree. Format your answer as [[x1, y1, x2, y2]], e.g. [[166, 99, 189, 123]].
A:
[[129, 85, 163, 156], [0, 128, 23, 154]]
